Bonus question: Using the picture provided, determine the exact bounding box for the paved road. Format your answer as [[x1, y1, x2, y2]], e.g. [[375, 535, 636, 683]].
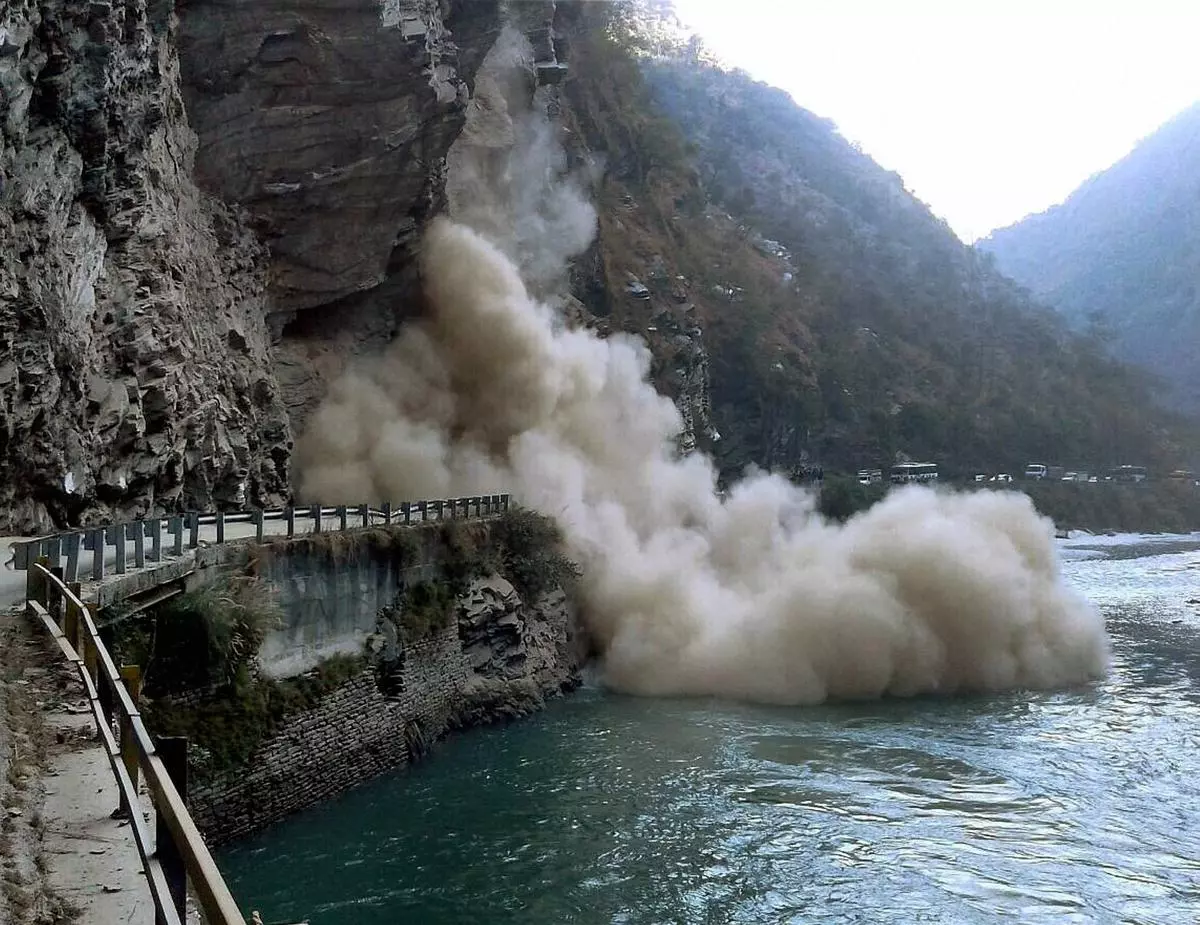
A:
[[1, 506, 457, 611]]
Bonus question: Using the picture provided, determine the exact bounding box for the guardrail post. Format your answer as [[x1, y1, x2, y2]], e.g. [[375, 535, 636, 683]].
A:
[[337, 505, 347, 531], [214, 511, 224, 545], [64, 534, 81, 583], [133, 521, 146, 568], [188, 513, 199, 550], [89, 529, 104, 580], [63, 583, 82, 644], [149, 519, 163, 562], [253, 509, 264, 543], [25, 556, 48, 610], [47, 566, 65, 623], [97, 660, 114, 728], [113, 523, 127, 575], [168, 517, 183, 557], [155, 736, 189, 925], [117, 666, 142, 818], [12, 540, 29, 571], [382, 502, 392, 526], [285, 507, 295, 538], [46, 536, 62, 567], [359, 503, 369, 528], [311, 504, 322, 534], [401, 502, 411, 525], [433, 500, 444, 521], [502, 493, 510, 512]]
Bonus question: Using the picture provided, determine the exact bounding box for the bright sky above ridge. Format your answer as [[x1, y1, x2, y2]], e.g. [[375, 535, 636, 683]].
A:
[[671, 0, 1200, 243]]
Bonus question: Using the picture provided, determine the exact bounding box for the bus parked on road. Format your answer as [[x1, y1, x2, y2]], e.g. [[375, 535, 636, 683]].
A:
[[890, 462, 939, 484]]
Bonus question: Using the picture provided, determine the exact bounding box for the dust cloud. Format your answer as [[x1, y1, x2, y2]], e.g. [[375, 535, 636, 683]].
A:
[[294, 32, 1108, 705]]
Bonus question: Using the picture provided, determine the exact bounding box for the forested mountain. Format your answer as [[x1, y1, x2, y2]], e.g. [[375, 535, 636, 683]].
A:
[[981, 103, 1200, 413], [555, 2, 1197, 478]]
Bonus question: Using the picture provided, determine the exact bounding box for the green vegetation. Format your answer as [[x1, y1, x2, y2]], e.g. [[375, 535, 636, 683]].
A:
[[110, 578, 282, 697], [490, 508, 581, 600], [807, 473, 1200, 533], [377, 510, 576, 643], [107, 575, 364, 773], [387, 579, 460, 642], [555, 1, 1199, 483], [983, 103, 1200, 414], [817, 475, 887, 523], [247, 527, 423, 575], [143, 653, 365, 775], [1023, 481, 1200, 534]]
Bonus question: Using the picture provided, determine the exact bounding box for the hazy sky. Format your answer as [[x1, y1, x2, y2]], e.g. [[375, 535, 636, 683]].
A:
[[671, 0, 1200, 242]]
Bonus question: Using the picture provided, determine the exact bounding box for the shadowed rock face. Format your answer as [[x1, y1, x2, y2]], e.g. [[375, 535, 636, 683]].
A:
[[177, 0, 503, 316], [176, 0, 508, 437]]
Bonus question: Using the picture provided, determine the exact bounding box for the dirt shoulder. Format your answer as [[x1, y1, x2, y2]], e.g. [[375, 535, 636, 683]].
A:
[[0, 606, 151, 924]]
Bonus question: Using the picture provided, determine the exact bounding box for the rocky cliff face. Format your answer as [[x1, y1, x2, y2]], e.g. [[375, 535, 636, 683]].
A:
[[0, 0, 713, 532], [0, 1, 522, 532], [176, 0, 504, 433], [0, 0, 293, 531]]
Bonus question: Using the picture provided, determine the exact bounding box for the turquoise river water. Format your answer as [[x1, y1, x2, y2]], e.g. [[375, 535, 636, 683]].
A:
[[220, 534, 1200, 924]]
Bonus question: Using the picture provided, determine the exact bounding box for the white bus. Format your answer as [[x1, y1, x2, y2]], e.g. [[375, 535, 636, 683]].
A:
[[890, 462, 938, 484]]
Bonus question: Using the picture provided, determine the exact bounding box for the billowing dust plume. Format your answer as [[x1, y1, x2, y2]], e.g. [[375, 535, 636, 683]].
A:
[[295, 34, 1108, 705]]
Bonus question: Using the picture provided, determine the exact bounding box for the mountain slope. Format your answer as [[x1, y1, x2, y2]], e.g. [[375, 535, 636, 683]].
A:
[[981, 102, 1200, 412], [552, 3, 1196, 479]]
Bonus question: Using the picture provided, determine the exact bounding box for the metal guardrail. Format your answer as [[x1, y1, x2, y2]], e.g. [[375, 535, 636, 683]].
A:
[[14, 492, 510, 923], [10, 495, 512, 579], [25, 560, 244, 925]]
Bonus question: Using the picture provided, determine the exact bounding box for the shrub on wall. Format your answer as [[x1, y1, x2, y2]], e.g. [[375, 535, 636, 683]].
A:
[[144, 653, 366, 774], [491, 508, 580, 600], [117, 577, 283, 698]]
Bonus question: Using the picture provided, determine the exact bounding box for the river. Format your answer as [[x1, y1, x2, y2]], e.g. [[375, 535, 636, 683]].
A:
[[219, 534, 1200, 924]]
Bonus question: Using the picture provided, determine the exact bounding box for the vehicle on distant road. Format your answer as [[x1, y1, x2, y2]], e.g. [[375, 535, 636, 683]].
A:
[[1024, 463, 1047, 479], [891, 462, 939, 484], [1112, 465, 1148, 483]]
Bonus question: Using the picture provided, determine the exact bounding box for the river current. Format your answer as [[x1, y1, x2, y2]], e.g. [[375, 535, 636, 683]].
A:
[[220, 534, 1200, 924]]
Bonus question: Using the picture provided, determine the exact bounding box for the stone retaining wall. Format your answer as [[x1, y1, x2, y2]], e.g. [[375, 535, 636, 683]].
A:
[[188, 577, 581, 844]]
